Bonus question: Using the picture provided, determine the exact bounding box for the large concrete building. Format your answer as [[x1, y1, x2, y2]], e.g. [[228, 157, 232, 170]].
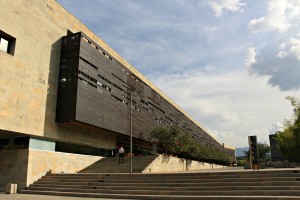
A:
[[0, 0, 235, 191]]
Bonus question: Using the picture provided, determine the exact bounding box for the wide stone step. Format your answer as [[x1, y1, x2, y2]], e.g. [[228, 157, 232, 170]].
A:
[[37, 177, 300, 184], [43, 173, 300, 180], [40, 175, 300, 182], [48, 169, 300, 177], [22, 169, 300, 199], [73, 171, 300, 177], [30, 180, 300, 187], [23, 187, 300, 196], [28, 185, 300, 191], [41, 177, 105, 181], [103, 174, 300, 180], [21, 190, 300, 199]]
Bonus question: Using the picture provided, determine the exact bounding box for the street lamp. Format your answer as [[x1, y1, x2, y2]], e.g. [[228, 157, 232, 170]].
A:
[[129, 88, 136, 174]]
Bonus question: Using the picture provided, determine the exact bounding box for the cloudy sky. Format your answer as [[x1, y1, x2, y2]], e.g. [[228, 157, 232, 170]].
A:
[[57, 0, 300, 148]]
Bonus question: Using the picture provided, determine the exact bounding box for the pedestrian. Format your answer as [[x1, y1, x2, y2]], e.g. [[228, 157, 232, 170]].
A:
[[118, 145, 125, 164]]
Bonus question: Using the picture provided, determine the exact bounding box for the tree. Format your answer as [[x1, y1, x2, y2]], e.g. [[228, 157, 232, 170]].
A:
[[150, 125, 192, 155], [276, 96, 300, 162], [257, 143, 270, 163], [243, 143, 270, 163], [243, 150, 250, 161], [150, 125, 230, 165], [150, 126, 181, 154]]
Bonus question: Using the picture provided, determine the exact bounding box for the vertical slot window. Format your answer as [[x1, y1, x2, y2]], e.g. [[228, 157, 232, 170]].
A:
[[0, 30, 16, 55], [0, 38, 9, 52]]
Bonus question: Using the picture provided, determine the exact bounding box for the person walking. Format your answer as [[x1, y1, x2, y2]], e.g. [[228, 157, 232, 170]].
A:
[[118, 145, 125, 164]]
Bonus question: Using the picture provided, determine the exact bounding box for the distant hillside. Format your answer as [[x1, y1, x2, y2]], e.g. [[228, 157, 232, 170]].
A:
[[235, 147, 249, 157]]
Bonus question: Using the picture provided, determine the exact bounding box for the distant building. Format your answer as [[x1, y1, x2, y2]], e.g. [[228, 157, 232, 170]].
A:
[[0, 0, 235, 191], [223, 143, 236, 163]]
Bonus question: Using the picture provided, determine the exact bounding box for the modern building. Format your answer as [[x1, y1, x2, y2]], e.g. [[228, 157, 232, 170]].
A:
[[0, 0, 235, 191]]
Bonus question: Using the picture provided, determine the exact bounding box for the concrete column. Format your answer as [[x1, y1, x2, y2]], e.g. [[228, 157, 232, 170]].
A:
[[8, 137, 14, 149]]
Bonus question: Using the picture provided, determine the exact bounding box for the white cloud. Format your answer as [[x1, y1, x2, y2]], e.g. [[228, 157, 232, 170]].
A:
[[246, 47, 256, 67], [278, 37, 300, 60], [277, 50, 288, 59], [248, 37, 300, 91], [247, 1, 300, 91], [249, 0, 300, 33], [208, 0, 246, 16], [208, 129, 240, 146], [289, 37, 300, 60], [149, 68, 295, 147], [269, 121, 283, 135]]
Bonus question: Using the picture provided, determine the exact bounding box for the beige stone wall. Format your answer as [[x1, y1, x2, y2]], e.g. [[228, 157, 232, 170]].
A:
[[185, 159, 224, 171], [0, 149, 29, 192], [0, 149, 102, 192], [26, 149, 102, 187], [0, 0, 116, 149], [143, 154, 225, 173]]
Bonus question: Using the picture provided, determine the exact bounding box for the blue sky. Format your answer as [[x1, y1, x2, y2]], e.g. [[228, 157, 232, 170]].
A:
[[57, 0, 300, 147]]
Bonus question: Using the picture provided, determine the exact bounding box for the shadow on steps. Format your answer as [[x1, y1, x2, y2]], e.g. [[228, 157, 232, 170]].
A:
[[79, 155, 158, 173]]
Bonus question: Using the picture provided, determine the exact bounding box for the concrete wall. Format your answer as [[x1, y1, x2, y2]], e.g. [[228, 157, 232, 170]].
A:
[[0, 0, 116, 149], [0, 149, 29, 192], [26, 149, 102, 187], [143, 155, 225, 173], [0, 149, 102, 192]]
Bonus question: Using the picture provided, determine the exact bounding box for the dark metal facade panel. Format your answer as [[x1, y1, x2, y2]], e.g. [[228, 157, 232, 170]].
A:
[[56, 33, 81, 122], [56, 32, 226, 152]]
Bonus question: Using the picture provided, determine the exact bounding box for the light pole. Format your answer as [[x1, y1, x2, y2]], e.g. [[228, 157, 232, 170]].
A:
[[130, 88, 136, 174]]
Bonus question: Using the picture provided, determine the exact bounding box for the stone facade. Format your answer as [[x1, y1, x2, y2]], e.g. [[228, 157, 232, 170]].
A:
[[0, 149, 101, 191], [0, 0, 117, 149], [27, 149, 102, 187], [0, 149, 28, 192]]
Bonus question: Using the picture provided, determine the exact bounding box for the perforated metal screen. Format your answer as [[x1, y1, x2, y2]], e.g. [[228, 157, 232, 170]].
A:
[[56, 32, 224, 151]]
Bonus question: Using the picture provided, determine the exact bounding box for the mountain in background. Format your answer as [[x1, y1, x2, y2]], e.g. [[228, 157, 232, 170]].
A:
[[235, 147, 249, 157]]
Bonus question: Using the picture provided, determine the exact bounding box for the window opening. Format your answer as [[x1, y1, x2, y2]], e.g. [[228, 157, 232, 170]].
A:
[[0, 38, 9, 52], [0, 30, 16, 55]]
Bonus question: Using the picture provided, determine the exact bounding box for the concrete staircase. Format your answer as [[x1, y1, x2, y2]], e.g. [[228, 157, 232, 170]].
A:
[[80, 155, 158, 173], [21, 169, 300, 199]]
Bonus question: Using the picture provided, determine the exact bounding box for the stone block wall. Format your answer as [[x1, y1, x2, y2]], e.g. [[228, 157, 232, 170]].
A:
[[26, 149, 102, 187], [0, 149, 102, 192], [0, 149, 29, 192], [143, 154, 224, 173]]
